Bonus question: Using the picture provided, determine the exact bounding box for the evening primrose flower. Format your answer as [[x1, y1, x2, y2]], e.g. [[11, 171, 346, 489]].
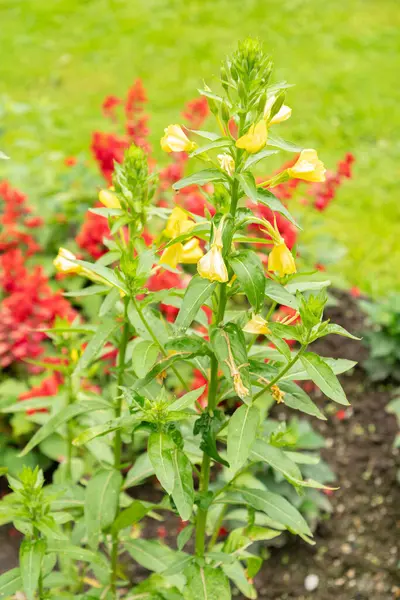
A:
[[197, 224, 228, 283], [54, 248, 83, 275], [262, 218, 297, 277], [236, 120, 267, 154], [160, 125, 196, 153], [264, 95, 292, 125], [98, 189, 121, 209], [217, 153, 235, 176], [160, 238, 203, 269], [287, 149, 326, 182], [243, 315, 271, 336], [164, 207, 194, 238]]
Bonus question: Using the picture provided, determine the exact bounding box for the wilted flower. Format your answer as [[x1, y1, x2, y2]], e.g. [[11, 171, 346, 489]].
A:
[[197, 224, 228, 283], [161, 125, 196, 153], [217, 153, 235, 176], [271, 384, 285, 404], [236, 120, 267, 154], [287, 149, 326, 182], [233, 373, 250, 399], [243, 315, 271, 335], [264, 95, 292, 124]]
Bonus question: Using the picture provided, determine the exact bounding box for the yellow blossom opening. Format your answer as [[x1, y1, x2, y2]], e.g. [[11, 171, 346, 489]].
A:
[[160, 125, 196, 153], [264, 95, 292, 125], [54, 248, 83, 275], [243, 315, 271, 336], [287, 149, 326, 182], [236, 120, 267, 154], [268, 242, 297, 277]]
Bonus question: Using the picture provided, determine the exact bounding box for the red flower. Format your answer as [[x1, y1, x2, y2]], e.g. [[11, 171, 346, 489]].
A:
[[102, 95, 121, 120], [76, 209, 111, 259], [64, 156, 77, 167], [182, 97, 209, 129]]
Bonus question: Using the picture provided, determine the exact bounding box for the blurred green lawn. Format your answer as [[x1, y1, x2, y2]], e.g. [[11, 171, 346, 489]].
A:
[[1, 0, 399, 296]]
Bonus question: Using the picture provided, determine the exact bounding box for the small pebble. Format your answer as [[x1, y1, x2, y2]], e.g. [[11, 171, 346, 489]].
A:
[[304, 574, 319, 592]]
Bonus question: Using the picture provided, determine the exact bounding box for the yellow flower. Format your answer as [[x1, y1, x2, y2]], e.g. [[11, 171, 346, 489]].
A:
[[54, 248, 83, 275], [264, 95, 292, 125], [243, 315, 271, 336], [287, 149, 326, 182], [160, 125, 196, 153], [197, 226, 228, 283], [160, 238, 203, 270], [164, 207, 194, 238], [236, 120, 267, 154], [98, 189, 121, 209], [268, 242, 296, 277], [217, 153, 235, 176]]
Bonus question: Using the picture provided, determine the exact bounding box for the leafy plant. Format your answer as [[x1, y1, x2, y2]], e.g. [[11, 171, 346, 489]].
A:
[[361, 294, 400, 382], [0, 38, 357, 599]]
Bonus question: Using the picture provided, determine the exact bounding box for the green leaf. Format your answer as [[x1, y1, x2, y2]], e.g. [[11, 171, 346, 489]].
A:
[[300, 352, 349, 405], [267, 134, 304, 152], [240, 488, 312, 537], [173, 169, 225, 191], [99, 288, 120, 317], [285, 357, 356, 380], [124, 452, 155, 488], [124, 539, 181, 574], [46, 541, 108, 567], [265, 280, 298, 309], [184, 564, 231, 600], [223, 561, 257, 599], [169, 386, 206, 412], [128, 303, 170, 345], [171, 450, 194, 521], [177, 524, 194, 551], [72, 416, 136, 446], [227, 404, 260, 474], [20, 538, 46, 600], [279, 380, 326, 420], [256, 187, 298, 228], [211, 323, 252, 402], [190, 138, 233, 157], [148, 432, 175, 494], [74, 319, 119, 374], [250, 438, 303, 484], [132, 339, 159, 377], [162, 554, 194, 576], [193, 409, 229, 467], [243, 148, 278, 170], [0, 568, 22, 597], [112, 500, 150, 533], [85, 469, 122, 549], [237, 172, 257, 202], [190, 129, 221, 141], [322, 323, 361, 341], [165, 335, 211, 358], [19, 400, 109, 456], [175, 276, 217, 333], [230, 250, 265, 313], [63, 284, 111, 297], [2, 396, 56, 413], [73, 258, 127, 293]]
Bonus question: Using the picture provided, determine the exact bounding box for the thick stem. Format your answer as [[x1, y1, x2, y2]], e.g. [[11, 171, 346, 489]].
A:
[[110, 299, 130, 599], [132, 297, 189, 392]]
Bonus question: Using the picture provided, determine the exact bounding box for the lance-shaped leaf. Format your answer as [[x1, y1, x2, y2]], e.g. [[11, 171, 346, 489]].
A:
[[279, 380, 326, 420], [131, 339, 159, 377], [0, 568, 22, 597], [267, 133, 304, 152], [84, 469, 122, 549], [175, 276, 217, 333], [237, 172, 258, 203], [74, 319, 119, 374], [19, 400, 109, 456], [265, 279, 298, 309], [112, 500, 150, 533], [72, 258, 128, 293], [148, 432, 175, 494], [169, 386, 206, 412], [20, 538, 46, 600], [165, 335, 211, 358], [250, 438, 303, 484], [124, 452, 155, 488], [190, 137, 233, 157], [223, 561, 257, 599], [286, 357, 356, 380], [46, 541, 108, 568], [211, 323, 252, 403], [133, 353, 190, 391], [240, 488, 312, 537], [320, 323, 361, 341], [243, 148, 278, 170], [72, 415, 138, 447], [184, 564, 231, 600], [173, 169, 226, 191], [193, 409, 229, 467], [128, 303, 170, 345], [300, 352, 349, 405], [230, 250, 265, 313], [256, 187, 298, 228], [227, 404, 260, 474], [171, 450, 194, 521]]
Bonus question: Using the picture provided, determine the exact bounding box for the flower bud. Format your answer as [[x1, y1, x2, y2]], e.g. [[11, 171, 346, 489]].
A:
[[264, 95, 292, 125], [54, 248, 82, 275], [98, 189, 121, 209], [287, 149, 326, 182], [160, 125, 196, 153], [220, 102, 230, 123]]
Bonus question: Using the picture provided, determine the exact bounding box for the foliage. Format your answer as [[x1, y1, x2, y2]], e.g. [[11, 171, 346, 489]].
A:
[[0, 39, 358, 599], [361, 294, 400, 382]]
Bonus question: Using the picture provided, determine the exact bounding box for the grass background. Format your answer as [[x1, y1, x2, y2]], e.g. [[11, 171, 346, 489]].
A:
[[0, 0, 399, 296]]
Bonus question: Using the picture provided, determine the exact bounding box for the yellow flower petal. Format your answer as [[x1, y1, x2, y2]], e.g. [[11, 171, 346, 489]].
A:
[[54, 248, 82, 275], [264, 95, 292, 125], [181, 238, 204, 264], [268, 243, 297, 277], [243, 315, 271, 336], [236, 120, 267, 154], [160, 125, 196, 153], [217, 153, 235, 176], [287, 149, 326, 182], [160, 243, 183, 269], [197, 245, 228, 283], [164, 207, 195, 238], [98, 189, 121, 209]]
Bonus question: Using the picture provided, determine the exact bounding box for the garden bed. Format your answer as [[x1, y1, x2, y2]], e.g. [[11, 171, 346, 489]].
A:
[[0, 291, 399, 598]]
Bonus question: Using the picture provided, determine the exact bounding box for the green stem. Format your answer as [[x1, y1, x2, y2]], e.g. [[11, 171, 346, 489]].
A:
[[132, 297, 190, 392], [253, 344, 307, 401], [111, 299, 130, 599], [66, 375, 74, 482], [208, 504, 228, 551]]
